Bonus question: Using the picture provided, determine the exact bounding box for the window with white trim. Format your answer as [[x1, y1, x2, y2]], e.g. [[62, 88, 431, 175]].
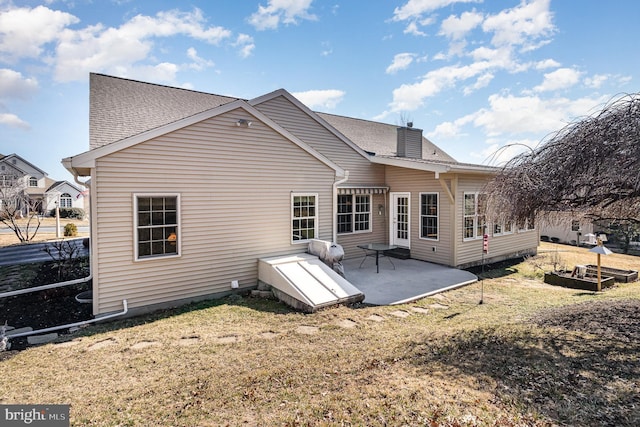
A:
[[135, 194, 179, 260], [463, 192, 486, 240], [292, 193, 318, 242], [493, 219, 514, 236], [420, 192, 438, 240], [59, 193, 73, 208], [28, 177, 38, 187], [518, 216, 536, 232], [337, 194, 371, 234]]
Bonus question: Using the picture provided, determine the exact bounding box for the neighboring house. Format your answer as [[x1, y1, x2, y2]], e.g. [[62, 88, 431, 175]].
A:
[[0, 153, 85, 216], [63, 74, 539, 316], [44, 180, 85, 213]]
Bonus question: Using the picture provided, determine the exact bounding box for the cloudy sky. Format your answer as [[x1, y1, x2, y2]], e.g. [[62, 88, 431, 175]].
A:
[[1, 0, 638, 180]]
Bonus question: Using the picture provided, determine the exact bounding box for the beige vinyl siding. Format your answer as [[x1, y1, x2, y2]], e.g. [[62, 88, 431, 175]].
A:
[[384, 167, 454, 265], [337, 193, 388, 259], [92, 109, 336, 314], [455, 175, 538, 267], [254, 95, 385, 185]]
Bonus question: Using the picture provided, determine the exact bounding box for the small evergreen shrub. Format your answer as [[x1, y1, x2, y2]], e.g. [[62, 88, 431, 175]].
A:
[[64, 223, 78, 237], [50, 207, 85, 220]]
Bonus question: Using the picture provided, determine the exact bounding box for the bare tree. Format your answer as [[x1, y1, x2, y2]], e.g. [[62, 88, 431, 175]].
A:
[[0, 175, 42, 243], [484, 93, 640, 227]]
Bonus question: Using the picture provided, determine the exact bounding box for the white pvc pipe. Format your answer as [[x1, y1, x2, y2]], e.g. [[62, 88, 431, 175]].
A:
[[6, 299, 128, 339], [0, 273, 92, 299]]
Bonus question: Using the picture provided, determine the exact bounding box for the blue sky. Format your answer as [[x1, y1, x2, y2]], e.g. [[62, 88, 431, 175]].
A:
[[1, 0, 638, 181]]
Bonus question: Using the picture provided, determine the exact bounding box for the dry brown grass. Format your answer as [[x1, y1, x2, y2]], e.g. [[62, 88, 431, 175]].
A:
[[0, 218, 89, 247], [1, 243, 638, 426]]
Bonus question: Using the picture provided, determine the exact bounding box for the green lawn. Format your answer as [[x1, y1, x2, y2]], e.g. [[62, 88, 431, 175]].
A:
[[1, 243, 639, 426]]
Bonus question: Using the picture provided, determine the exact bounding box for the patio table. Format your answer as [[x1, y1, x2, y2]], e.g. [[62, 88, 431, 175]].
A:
[[357, 243, 398, 273]]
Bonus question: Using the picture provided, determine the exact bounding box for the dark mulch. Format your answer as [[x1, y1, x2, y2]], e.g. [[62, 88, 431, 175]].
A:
[[1, 259, 92, 350]]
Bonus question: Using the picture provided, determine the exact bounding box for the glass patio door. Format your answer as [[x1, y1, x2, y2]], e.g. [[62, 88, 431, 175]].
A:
[[391, 192, 410, 248]]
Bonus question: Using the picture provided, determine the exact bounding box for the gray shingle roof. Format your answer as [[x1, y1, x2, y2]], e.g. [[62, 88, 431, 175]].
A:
[[90, 73, 238, 149], [316, 112, 457, 162], [90, 74, 457, 164]]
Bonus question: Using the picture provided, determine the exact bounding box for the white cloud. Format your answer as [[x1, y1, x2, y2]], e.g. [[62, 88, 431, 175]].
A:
[[403, 21, 427, 36], [482, 0, 555, 49], [439, 10, 483, 40], [469, 93, 609, 136], [584, 73, 608, 89], [463, 72, 494, 95], [0, 5, 78, 61], [390, 61, 492, 111], [393, 0, 479, 21], [535, 58, 561, 69], [534, 67, 582, 92], [428, 121, 462, 139], [54, 8, 233, 82], [0, 113, 30, 130], [249, 0, 317, 31], [0, 69, 38, 100], [234, 34, 255, 58], [186, 47, 214, 70], [292, 89, 345, 109], [386, 53, 416, 74]]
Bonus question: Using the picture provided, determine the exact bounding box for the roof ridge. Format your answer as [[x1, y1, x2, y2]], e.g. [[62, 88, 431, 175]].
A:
[[91, 73, 241, 101]]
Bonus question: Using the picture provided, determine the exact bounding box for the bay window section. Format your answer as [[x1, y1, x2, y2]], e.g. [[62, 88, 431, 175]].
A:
[[463, 192, 486, 240]]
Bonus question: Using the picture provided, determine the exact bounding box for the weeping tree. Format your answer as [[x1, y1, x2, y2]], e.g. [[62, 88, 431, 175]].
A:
[[485, 92, 640, 248], [0, 176, 42, 243]]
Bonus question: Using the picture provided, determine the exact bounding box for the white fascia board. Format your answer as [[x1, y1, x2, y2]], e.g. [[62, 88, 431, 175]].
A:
[[370, 156, 451, 173], [63, 99, 345, 178], [249, 89, 371, 162]]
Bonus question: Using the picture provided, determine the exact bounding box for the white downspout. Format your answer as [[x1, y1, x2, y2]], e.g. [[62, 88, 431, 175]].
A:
[[332, 171, 350, 243]]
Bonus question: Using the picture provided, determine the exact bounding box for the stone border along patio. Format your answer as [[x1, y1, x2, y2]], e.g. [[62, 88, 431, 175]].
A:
[[46, 297, 452, 351]]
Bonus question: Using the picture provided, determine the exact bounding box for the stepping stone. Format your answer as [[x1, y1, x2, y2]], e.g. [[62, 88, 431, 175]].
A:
[[411, 307, 430, 314], [428, 303, 449, 310], [390, 310, 411, 318], [259, 331, 278, 339], [6, 327, 33, 336], [177, 336, 200, 346], [366, 314, 385, 322], [296, 325, 319, 335], [27, 333, 58, 345], [337, 319, 357, 329], [215, 335, 240, 344], [131, 341, 161, 350], [87, 338, 117, 351], [55, 340, 82, 348]]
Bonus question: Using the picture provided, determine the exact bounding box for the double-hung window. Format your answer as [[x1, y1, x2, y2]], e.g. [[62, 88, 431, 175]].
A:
[[337, 194, 371, 234], [463, 192, 486, 240], [135, 194, 180, 260], [420, 193, 438, 240], [292, 193, 318, 242], [28, 177, 38, 187]]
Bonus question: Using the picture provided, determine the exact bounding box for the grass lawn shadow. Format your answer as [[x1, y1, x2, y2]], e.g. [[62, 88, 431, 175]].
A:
[[404, 300, 640, 426]]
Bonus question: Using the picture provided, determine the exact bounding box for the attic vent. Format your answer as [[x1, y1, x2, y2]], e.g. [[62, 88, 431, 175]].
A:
[[397, 126, 423, 159]]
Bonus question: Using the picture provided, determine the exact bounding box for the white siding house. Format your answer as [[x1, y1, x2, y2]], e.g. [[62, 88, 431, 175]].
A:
[[63, 74, 538, 316]]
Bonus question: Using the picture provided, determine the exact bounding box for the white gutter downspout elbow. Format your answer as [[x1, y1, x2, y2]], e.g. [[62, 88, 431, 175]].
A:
[[332, 171, 350, 243]]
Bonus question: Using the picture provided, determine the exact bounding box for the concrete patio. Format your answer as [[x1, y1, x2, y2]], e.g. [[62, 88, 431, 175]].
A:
[[342, 255, 478, 306]]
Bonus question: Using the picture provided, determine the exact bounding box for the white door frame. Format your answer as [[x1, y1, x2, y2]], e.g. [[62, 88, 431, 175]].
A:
[[390, 192, 410, 248]]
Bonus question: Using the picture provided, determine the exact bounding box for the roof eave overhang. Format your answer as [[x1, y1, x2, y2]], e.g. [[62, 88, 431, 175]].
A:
[[370, 156, 498, 175]]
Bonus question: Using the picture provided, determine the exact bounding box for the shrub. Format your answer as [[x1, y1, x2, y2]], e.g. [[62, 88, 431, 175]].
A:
[[50, 207, 85, 220], [64, 223, 78, 237]]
